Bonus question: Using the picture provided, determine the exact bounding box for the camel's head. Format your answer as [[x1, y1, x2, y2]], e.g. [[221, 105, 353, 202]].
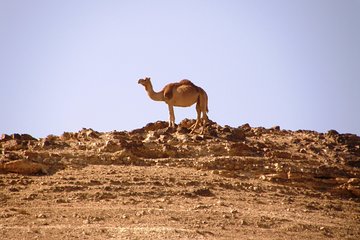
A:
[[138, 77, 151, 87]]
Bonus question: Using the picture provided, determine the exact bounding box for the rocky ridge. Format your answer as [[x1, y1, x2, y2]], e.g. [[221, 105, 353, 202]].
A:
[[0, 120, 359, 239], [1, 119, 359, 198]]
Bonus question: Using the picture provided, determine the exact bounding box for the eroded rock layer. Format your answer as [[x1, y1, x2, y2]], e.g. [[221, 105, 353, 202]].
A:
[[1, 120, 359, 198]]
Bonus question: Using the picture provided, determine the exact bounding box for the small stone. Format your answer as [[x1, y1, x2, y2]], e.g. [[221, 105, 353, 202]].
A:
[[192, 135, 205, 141], [135, 210, 146, 217], [8, 187, 20, 192], [239, 219, 247, 225], [299, 148, 307, 153], [55, 198, 67, 203], [271, 126, 280, 131], [193, 187, 214, 197], [36, 213, 47, 219], [83, 219, 91, 224], [230, 209, 238, 214]]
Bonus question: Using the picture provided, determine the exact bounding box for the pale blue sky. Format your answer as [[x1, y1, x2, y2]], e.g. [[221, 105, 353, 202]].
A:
[[1, 0, 359, 137]]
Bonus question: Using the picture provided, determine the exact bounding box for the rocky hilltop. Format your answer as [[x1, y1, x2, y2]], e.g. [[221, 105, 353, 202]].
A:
[[1, 120, 359, 239]]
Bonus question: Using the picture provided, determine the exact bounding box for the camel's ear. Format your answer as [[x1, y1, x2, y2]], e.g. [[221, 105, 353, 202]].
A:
[[145, 77, 150, 81]]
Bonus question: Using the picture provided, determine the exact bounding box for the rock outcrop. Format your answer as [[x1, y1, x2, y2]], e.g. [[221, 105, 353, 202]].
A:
[[1, 120, 359, 197]]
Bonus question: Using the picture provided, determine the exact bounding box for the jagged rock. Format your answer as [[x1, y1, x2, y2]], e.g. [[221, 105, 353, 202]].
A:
[[253, 127, 268, 136], [1, 121, 359, 200], [177, 126, 191, 134], [193, 187, 214, 197], [78, 128, 101, 139], [225, 128, 246, 142], [192, 134, 206, 141], [20, 134, 37, 141], [1, 134, 11, 141], [1, 120, 360, 240], [337, 134, 360, 156], [223, 126, 232, 133], [2, 140, 29, 151], [11, 134, 22, 140], [314, 165, 349, 179], [347, 159, 360, 168], [1, 160, 48, 175], [143, 131, 160, 143], [345, 178, 360, 197], [24, 151, 50, 161], [144, 121, 168, 131], [333, 178, 360, 197], [271, 126, 281, 131], [3, 152, 22, 160], [46, 134, 60, 141], [40, 138, 69, 150], [162, 144, 179, 158], [99, 140, 123, 153], [108, 131, 128, 140], [156, 127, 176, 136], [60, 132, 77, 141], [179, 118, 195, 129], [132, 144, 167, 158], [327, 129, 339, 137], [229, 143, 261, 157], [240, 123, 251, 132]]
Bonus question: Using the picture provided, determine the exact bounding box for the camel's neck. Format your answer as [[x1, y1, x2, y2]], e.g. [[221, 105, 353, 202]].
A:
[[145, 83, 164, 101]]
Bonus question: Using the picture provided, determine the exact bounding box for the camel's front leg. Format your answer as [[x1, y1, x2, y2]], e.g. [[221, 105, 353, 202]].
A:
[[168, 104, 175, 128]]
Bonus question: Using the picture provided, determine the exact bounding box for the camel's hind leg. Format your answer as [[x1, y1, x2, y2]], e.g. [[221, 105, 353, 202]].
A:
[[199, 109, 208, 134], [191, 90, 208, 134], [190, 102, 202, 134]]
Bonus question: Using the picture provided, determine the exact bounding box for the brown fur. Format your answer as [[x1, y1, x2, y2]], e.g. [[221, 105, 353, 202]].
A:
[[163, 80, 200, 101]]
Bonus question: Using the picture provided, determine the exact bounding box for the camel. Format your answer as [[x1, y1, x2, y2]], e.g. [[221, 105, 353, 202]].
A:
[[138, 77, 209, 134]]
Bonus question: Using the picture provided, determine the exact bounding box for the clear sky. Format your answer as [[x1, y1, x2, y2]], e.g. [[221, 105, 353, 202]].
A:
[[1, 0, 359, 137]]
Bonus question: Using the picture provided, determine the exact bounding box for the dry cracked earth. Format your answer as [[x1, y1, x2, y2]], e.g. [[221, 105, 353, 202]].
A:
[[1, 119, 359, 239]]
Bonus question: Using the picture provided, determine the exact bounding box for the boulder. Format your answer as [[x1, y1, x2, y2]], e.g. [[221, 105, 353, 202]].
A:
[[226, 128, 246, 142], [144, 121, 168, 131], [179, 118, 195, 129], [20, 134, 37, 141], [2, 140, 28, 151], [78, 128, 101, 139], [99, 140, 123, 153], [1, 160, 48, 175], [229, 143, 261, 157], [1, 134, 11, 141]]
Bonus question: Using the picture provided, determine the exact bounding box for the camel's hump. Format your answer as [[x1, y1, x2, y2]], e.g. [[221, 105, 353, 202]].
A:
[[179, 79, 195, 86], [163, 80, 199, 100]]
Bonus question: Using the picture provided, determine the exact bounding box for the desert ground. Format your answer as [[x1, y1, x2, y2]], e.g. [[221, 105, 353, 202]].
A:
[[1, 120, 359, 239]]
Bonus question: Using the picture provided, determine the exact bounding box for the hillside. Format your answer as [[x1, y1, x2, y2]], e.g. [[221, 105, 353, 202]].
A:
[[1, 120, 359, 239]]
